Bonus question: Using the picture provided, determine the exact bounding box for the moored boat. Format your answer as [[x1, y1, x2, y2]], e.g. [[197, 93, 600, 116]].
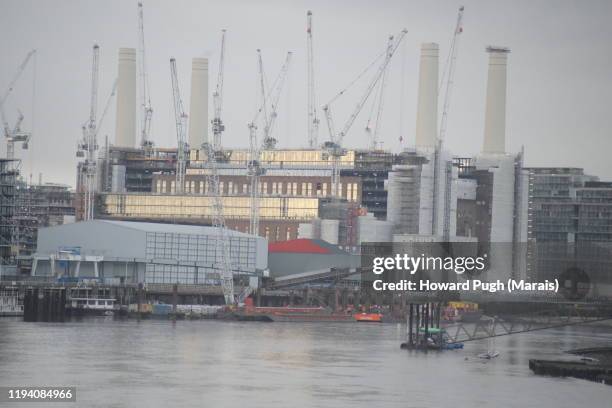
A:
[[353, 312, 383, 322]]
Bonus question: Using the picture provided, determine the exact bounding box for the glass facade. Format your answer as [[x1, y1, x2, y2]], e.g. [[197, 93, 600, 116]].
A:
[[100, 194, 319, 220], [144, 231, 257, 284], [190, 149, 356, 167]]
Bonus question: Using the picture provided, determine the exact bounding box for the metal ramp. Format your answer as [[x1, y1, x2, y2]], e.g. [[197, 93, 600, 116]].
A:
[[443, 304, 612, 344]]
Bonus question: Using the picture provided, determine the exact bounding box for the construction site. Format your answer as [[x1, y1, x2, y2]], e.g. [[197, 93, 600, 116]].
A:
[[1, 3, 611, 312]]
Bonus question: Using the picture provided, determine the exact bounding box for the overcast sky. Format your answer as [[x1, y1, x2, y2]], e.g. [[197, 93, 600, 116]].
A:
[[1, 0, 611, 187]]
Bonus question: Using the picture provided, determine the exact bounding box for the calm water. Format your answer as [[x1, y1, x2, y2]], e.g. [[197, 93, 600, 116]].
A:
[[0, 318, 611, 408]]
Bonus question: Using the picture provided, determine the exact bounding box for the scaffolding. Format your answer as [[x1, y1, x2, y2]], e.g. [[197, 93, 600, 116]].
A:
[[0, 159, 18, 267]]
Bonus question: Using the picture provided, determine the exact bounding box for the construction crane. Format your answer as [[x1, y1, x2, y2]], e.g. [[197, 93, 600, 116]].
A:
[[169, 58, 188, 194], [196, 32, 236, 304], [434, 6, 464, 241], [211, 29, 226, 150], [262, 51, 292, 149], [364, 36, 394, 150], [306, 10, 319, 148], [0, 49, 36, 160], [438, 6, 464, 144], [137, 2, 154, 151], [248, 51, 292, 236], [322, 29, 407, 198], [79, 45, 100, 221]]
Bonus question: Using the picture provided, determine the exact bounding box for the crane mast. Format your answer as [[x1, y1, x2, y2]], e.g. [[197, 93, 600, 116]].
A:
[[138, 2, 153, 151], [1, 49, 36, 160], [306, 10, 319, 148], [211, 30, 226, 150], [170, 58, 188, 194], [249, 51, 292, 236], [205, 39, 235, 304], [83, 44, 100, 221], [323, 29, 407, 198]]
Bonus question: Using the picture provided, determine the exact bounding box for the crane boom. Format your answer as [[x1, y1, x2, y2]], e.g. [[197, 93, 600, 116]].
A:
[[249, 51, 293, 235], [170, 58, 188, 194], [366, 35, 394, 149], [438, 6, 464, 144], [138, 2, 153, 149], [306, 10, 319, 148], [211, 29, 226, 149], [1, 49, 36, 160], [322, 29, 407, 198], [325, 29, 407, 148], [263, 51, 292, 149]]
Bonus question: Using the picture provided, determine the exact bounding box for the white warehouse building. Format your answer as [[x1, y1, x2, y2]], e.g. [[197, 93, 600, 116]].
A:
[[32, 220, 268, 285]]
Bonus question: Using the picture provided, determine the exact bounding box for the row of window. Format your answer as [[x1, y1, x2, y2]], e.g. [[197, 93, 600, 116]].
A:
[[155, 179, 360, 201]]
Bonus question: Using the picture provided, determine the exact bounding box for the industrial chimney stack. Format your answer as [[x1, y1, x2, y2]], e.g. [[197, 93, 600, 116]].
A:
[[415, 43, 439, 149], [115, 48, 137, 148], [482, 46, 510, 154], [188, 58, 209, 149]]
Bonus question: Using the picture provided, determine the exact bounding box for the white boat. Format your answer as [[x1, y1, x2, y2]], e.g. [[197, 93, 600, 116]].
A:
[[68, 297, 116, 316], [478, 350, 500, 359]]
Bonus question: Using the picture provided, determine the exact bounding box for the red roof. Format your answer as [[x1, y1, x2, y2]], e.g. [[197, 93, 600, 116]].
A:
[[268, 239, 332, 254]]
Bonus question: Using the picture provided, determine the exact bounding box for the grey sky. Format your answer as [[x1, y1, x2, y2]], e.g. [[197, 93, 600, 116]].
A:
[[1, 0, 611, 187]]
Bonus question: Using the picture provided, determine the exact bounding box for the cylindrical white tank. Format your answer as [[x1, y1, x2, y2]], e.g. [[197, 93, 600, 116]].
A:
[[320, 219, 340, 245], [415, 43, 438, 149], [115, 48, 137, 148], [482, 46, 510, 154], [188, 58, 209, 149]]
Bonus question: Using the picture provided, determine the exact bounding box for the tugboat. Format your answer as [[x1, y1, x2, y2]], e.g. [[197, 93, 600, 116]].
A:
[[353, 312, 383, 322]]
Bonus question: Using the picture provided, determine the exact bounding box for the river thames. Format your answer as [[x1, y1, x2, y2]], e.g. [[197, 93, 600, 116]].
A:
[[0, 318, 610, 407]]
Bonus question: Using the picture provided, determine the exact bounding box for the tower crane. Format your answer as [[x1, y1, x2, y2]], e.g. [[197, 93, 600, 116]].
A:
[[138, 2, 154, 151], [79, 44, 100, 221], [248, 51, 292, 236], [322, 29, 407, 198], [211, 29, 226, 151], [438, 6, 464, 145], [204, 43, 235, 304], [170, 58, 188, 194], [306, 10, 319, 148], [0, 49, 36, 160]]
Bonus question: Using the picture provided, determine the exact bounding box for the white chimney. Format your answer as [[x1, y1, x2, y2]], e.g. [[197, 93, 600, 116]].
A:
[[482, 46, 510, 154], [114, 48, 137, 148], [415, 43, 439, 149], [188, 57, 209, 149]]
